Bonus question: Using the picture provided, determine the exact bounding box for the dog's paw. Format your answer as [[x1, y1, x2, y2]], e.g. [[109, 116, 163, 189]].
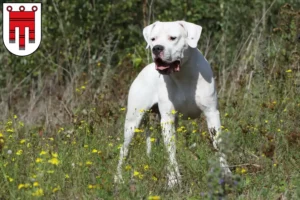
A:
[[114, 174, 124, 184], [167, 172, 181, 189], [222, 167, 232, 178]]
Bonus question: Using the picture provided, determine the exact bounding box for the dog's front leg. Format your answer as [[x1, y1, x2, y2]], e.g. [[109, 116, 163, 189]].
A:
[[160, 114, 181, 188], [204, 109, 232, 177]]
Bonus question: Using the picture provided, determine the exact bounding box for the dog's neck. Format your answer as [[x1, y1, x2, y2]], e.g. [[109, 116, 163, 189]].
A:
[[169, 47, 199, 79]]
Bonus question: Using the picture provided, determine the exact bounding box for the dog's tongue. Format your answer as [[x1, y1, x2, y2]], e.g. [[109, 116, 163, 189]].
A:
[[156, 65, 170, 70]]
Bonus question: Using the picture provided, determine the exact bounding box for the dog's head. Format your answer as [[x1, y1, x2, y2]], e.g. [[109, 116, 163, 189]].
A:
[[143, 21, 202, 75]]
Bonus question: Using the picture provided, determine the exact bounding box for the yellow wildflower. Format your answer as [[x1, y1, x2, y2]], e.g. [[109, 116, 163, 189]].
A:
[[39, 150, 47, 156], [86, 161, 93, 166], [18, 184, 25, 190], [18, 183, 31, 190], [19, 139, 26, 145], [236, 167, 247, 174], [6, 176, 13, 182], [144, 165, 149, 170], [88, 184, 96, 189], [52, 186, 61, 193], [148, 196, 161, 200], [125, 165, 132, 170], [92, 149, 98, 153], [14, 115, 18, 119], [177, 126, 185, 132], [65, 174, 70, 179], [32, 188, 44, 197], [51, 152, 58, 158], [16, 150, 23, 155], [150, 137, 156, 142], [35, 158, 43, 163], [134, 128, 144, 133], [133, 170, 140, 176], [33, 182, 39, 187], [286, 69, 292, 73], [6, 128, 14, 133], [241, 168, 247, 174], [171, 109, 177, 115], [48, 158, 60, 165], [58, 127, 64, 133], [120, 107, 126, 111]]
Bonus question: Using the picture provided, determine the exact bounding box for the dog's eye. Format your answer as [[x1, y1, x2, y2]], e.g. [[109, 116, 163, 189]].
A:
[[151, 38, 155, 41], [170, 36, 177, 41]]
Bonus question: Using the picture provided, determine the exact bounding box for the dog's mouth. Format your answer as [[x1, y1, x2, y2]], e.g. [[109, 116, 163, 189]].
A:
[[154, 58, 180, 75]]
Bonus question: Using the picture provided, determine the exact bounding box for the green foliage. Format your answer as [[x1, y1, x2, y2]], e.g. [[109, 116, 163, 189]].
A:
[[0, 0, 300, 199]]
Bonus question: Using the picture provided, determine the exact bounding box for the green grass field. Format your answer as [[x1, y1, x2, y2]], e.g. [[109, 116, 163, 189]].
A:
[[1, 65, 300, 199]]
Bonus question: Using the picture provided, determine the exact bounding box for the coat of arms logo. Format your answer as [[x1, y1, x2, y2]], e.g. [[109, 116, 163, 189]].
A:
[[2, 3, 41, 56]]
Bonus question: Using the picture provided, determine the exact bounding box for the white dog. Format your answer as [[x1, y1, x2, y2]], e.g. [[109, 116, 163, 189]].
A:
[[115, 21, 231, 187]]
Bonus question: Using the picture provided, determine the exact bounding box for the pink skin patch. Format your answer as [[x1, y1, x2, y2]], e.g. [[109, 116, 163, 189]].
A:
[[154, 58, 180, 75]]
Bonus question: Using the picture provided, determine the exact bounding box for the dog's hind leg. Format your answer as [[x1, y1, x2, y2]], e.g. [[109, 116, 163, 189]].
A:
[[204, 109, 232, 177], [145, 104, 161, 157], [146, 128, 152, 156], [115, 70, 158, 184], [115, 111, 144, 183]]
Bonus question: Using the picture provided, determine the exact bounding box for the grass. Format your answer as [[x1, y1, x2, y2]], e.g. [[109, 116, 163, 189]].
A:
[[1, 68, 300, 199]]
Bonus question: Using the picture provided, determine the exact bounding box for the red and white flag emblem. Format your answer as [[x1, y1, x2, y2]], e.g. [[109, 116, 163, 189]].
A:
[[2, 3, 41, 56]]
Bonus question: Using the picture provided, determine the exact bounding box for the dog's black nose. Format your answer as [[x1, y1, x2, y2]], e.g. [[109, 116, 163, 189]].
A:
[[152, 45, 164, 55]]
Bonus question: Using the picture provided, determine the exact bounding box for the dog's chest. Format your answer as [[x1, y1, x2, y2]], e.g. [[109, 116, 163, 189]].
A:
[[160, 77, 205, 119], [175, 86, 204, 118]]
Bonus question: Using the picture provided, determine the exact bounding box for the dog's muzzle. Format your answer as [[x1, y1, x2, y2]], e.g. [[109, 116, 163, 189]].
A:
[[152, 45, 181, 75]]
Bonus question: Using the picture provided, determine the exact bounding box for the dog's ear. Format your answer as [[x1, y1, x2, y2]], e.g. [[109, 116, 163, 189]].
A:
[[178, 21, 202, 48], [143, 21, 159, 49]]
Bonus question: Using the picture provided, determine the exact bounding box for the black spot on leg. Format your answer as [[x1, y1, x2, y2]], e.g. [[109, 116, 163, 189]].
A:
[[208, 128, 219, 151], [209, 128, 217, 137]]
